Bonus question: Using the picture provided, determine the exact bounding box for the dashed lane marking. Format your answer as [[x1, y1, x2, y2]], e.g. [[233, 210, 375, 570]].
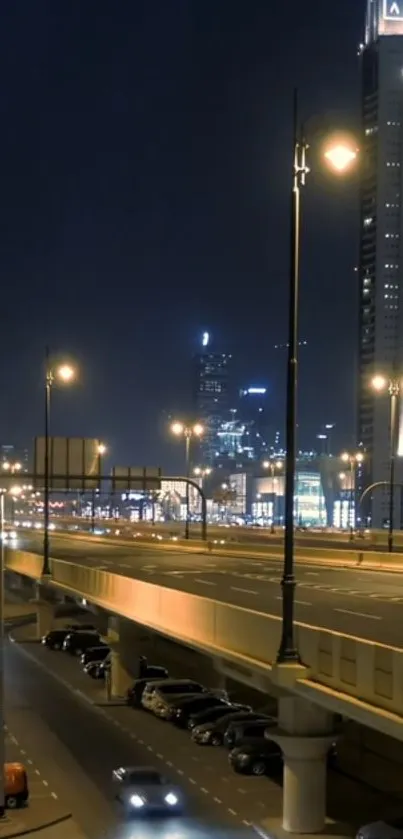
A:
[[189, 778, 196, 785], [334, 608, 382, 620], [214, 797, 222, 804], [228, 808, 237, 816], [201, 787, 209, 794], [231, 587, 258, 595], [194, 579, 216, 586]]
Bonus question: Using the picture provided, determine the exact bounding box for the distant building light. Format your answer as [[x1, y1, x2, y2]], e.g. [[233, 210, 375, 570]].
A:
[[202, 331, 210, 347], [247, 387, 267, 395]]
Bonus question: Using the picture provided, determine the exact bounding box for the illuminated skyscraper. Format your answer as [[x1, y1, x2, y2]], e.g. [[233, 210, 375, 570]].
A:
[[193, 333, 232, 464], [357, 0, 403, 526]]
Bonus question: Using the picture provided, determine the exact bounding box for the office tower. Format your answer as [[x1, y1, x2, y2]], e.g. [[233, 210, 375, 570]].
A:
[[357, 0, 403, 526], [193, 332, 232, 464]]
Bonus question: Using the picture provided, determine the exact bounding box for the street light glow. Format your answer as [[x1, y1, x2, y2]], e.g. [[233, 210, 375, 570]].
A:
[[9, 485, 22, 497], [171, 421, 184, 436], [324, 142, 358, 173], [193, 423, 204, 437], [56, 363, 75, 383], [340, 452, 349, 462], [372, 374, 388, 392], [97, 443, 107, 455]]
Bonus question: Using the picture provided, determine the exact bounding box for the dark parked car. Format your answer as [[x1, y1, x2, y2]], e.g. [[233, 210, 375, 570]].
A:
[[229, 741, 282, 776], [85, 656, 111, 679], [191, 711, 271, 747], [189, 704, 252, 730], [172, 695, 230, 729], [224, 717, 276, 750], [62, 630, 101, 656], [80, 645, 110, 667], [127, 671, 170, 708], [42, 629, 71, 650]]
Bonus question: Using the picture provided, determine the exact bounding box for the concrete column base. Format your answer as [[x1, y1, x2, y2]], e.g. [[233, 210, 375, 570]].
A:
[[33, 601, 54, 640], [110, 648, 133, 699]]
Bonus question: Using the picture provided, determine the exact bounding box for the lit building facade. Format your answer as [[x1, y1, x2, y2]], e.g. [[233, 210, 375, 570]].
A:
[[193, 334, 232, 465], [358, 0, 403, 526]]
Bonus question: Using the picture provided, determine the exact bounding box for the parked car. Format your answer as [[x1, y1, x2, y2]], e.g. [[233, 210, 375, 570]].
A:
[[356, 817, 403, 839], [84, 655, 111, 679], [191, 711, 269, 747], [42, 629, 72, 650], [4, 763, 29, 808], [62, 630, 101, 656], [172, 695, 230, 729], [141, 679, 206, 714], [189, 703, 251, 731], [127, 673, 170, 708], [80, 645, 109, 667], [112, 766, 183, 815], [229, 741, 282, 776], [224, 717, 276, 749]]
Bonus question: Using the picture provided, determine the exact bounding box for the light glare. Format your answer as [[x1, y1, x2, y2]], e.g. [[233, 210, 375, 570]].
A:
[[57, 364, 75, 383], [372, 374, 388, 392], [324, 143, 357, 173]]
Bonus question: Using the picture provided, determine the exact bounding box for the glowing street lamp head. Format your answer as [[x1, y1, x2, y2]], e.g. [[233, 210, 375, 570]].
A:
[[324, 138, 358, 173], [171, 421, 184, 436], [56, 363, 75, 383], [13, 462, 22, 471], [275, 460, 283, 469], [97, 443, 107, 456], [193, 467, 201, 476], [341, 452, 350, 463], [193, 423, 204, 437], [355, 452, 364, 464], [372, 374, 388, 392], [9, 485, 22, 497], [339, 472, 346, 480], [262, 460, 270, 469], [1, 463, 10, 472]]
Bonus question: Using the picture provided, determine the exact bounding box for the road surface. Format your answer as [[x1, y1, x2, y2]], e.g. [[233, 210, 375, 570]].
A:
[[11, 531, 403, 647]]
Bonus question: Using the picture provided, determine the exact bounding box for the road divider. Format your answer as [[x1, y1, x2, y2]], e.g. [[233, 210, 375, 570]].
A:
[[6, 548, 403, 741]]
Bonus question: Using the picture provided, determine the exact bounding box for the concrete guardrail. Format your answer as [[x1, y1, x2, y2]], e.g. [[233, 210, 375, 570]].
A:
[[6, 548, 403, 740]]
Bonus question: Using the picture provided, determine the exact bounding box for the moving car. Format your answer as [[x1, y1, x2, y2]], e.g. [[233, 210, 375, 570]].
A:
[[141, 679, 206, 714], [356, 817, 403, 839], [172, 695, 230, 729], [189, 703, 251, 731], [191, 711, 269, 747], [224, 717, 276, 749], [112, 766, 182, 815], [127, 673, 170, 708], [5, 762, 29, 808], [229, 741, 282, 776], [62, 630, 101, 656], [80, 645, 109, 667]]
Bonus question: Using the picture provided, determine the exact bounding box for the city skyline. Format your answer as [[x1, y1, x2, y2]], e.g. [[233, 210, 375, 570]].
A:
[[0, 0, 361, 472]]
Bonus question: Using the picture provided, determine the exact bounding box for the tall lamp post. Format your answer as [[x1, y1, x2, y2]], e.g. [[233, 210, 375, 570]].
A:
[[171, 421, 204, 539], [43, 350, 76, 575], [92, 443, 107, 532], [340, 452, 364, 537], [372, 374, 400, 552], [277, 92, 358, 664], [1, 462, 22, 522], [263, 459, 283, 530]]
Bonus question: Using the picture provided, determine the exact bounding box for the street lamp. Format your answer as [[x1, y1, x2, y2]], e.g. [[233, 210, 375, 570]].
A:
[[277, 91, 358, 664], [193, 466, 211, 491], [170, 421, 204, 539], [371, 374, 400, 551], [44, 349, 76, 575], [340, 452, 364, 537]]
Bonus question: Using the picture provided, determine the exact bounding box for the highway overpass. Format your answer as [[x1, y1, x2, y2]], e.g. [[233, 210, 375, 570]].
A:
[[6, 529, 403, 832]]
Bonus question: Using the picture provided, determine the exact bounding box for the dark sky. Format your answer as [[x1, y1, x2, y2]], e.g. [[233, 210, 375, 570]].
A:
[[0, 0, 364, 472]]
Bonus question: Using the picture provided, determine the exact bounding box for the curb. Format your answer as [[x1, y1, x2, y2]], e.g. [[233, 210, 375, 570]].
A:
[[0, 813, 71, 839]]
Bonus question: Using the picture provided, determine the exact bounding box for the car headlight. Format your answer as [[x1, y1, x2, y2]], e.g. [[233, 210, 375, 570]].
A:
[[165, 792, 178, 806], [201, 732, 211, 742], [130, 794, 145, 808], [237, 753, 250, 764]]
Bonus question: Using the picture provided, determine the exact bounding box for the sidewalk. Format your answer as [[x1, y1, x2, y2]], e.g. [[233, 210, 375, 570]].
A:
[[0, 727, 83, 839], [12, 618, 402, 836]]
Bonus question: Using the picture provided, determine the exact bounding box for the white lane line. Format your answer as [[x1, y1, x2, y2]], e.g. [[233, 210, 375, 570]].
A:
[[228, 808, 237, 816], [189, 778, 196, 785], [201, 787, 209, 794], [143, 565, 156, 569], [237, 788, 246, 794], [35, 770, 40, 776], [195, 579, 216, 586], [214, 796, 222, 804], [334, 608, 382, 620], [275, 596, 311, 606], [177, 769, 184, 776], [231, 586, 258, 595], [304, 571, 319, 576], [42, 780, 48, 787], [51, 792, 58, 799]]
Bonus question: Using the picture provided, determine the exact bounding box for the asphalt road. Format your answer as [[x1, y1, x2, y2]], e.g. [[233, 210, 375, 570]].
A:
[[6, 634, 258, 839], [11, 531, 403, 647]]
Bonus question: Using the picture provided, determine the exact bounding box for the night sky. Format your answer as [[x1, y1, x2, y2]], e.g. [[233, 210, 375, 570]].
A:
[[0, 0, 364, 472]]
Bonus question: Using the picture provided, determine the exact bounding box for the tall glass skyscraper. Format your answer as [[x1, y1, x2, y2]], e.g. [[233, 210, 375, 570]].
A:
[[193, 333, 232, 464], [357, 0, 403, 526]]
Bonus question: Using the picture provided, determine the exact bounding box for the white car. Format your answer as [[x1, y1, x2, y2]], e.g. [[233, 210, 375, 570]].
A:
[[357, 817, 403, 839], [141, 679, 205, 714]]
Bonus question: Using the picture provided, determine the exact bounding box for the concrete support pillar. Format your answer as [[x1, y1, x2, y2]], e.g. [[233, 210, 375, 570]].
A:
[[35, 601, 55, 640], [109, 647, 133, 699], [268, 697, 336, 834]]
